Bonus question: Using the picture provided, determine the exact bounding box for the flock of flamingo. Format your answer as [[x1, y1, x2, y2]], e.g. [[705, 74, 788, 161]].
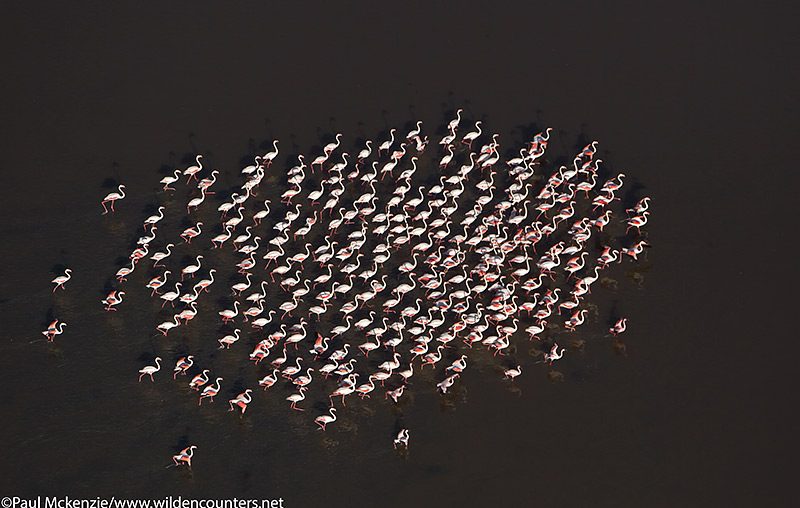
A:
[[44, 108, 650, 466]]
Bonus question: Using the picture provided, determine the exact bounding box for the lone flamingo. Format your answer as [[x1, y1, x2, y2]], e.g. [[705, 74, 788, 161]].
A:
[[172, 445, 197, 467], [315, 408, 337, 430], [101, 185, 126, 214], [138, 357, 162, 382], [393, 429, 410, 448], [51, 269, 72, 292], [42, 320, 66, 341], [610, 318, 627, 336], [173, 356, 194, 378], [286, 386, 308, 411]]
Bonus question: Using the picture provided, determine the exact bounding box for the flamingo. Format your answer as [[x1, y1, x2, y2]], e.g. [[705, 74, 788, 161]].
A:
[[462, 121, 482, 148], [218, 329, 241, 349], [151, 243, 174, 267], [136, 227, 158, 245], [351, 375, 375, 398], [251, 309, 277, 329], [238, 235, 261, 255], [224, 206, 246, 229], [448, 108, 463, 131], [446, 355, 468, 373], [195, 269, 216, 293], [172, 445, 197, 467], [211, 226, 234, 248], [246, 280, 269, 302], [358, 334, 382, 357], [544, 344, 565, 364], [173, 356, 194, 378], [51, 269, 72, 292], [564, 309, 588, 331], [284, 318, 308, 346], [279, 298, 298, 318], [329, 381, 356, 407], [393, 429, 409, 448], [354, 311, 376, 331], [610, 318, 627, 336], [564, 252, 589, 278], [180, 222, 203, 243], [279, 357, 302, 379], [622, 241, 648, 260], [310, 153, 328, 172], [439, 145, 454, 168], [293, 368, 315, 388], [181, 255, 203, 281], [187, 188, 207, 214], [286, 386, 308, 411], [183, 155, 203, 182], [218, 194, 240, 218], [406, 120, 423, 140], [129, 243, 149, 263], [237, 253, 256, 274], [159, 282, 181, 307], [115, 260, 136, 282], [628, 196, 652, 215], [219, 302, 240, 323], [42, 320, 66, 341], [138, 357, 162, 382], [179, 286, 200, 305], [262, 140, 280, 166], [378, 128, 396, 155], [231, 273, 252, 295], [504, 365, 522, 380], [357, 140, 373, 161], [386, 384, 405, 403], [601, 172, 626, 193], [525, 320, 547, 339], [330, 317, 353, 338], [437, 373, 459, 393], [263, 244, 285, 270], [228, 389, 253, 413], [333, 359, 357, 377], [319, 358, 339, 378], [593, 210, 612, 231], [315, 408, 337, 430], [626, 211, 650, 234], [576, 173, 598, 197], [287, 243, 312, 264], [323, 133, 343, 155], [307, 179, 327, 205], [598, 247, 620, 267], [189, 370, 210, 390], [160, 170, 182, 191], [199, 377, 223, 405], [143, 206, 166, 230], [379, 352, 401, 372], [102, 290, 125, 311], [156, 315, 181, 336], [252, 199, 272, 225], [241, 156, 262, 175], [101, 185, 126, 214], [197, 170, 219, 194], [259, 369, 280, 390], [421, 345, 445, 369]]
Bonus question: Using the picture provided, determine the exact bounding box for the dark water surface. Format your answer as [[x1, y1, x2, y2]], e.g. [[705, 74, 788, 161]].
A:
[[0, 2, 795, 507]]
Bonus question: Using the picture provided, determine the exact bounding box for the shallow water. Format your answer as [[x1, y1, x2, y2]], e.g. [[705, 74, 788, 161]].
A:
[[0, 2, 794, 507]]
